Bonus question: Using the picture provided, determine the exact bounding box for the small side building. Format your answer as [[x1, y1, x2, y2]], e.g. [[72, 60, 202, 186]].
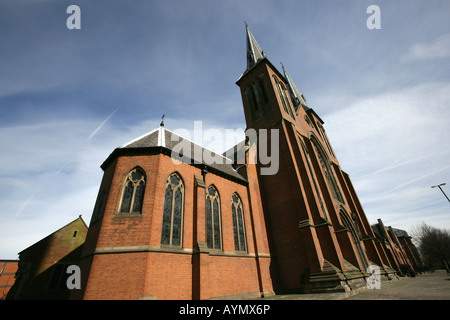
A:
[[371, 219, 421, 276], [393, 228, 426, 273], [7, 216, 87, 300]]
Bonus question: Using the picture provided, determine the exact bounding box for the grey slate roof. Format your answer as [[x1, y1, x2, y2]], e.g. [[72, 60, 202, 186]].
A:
[[393, 228, 410, 238], [102, 126, 247, 184]]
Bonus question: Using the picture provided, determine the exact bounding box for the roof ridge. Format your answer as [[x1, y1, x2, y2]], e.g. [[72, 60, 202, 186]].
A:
[[18, 216, 87, 254], [163, 126, 235, 164], [103, 126, 247, 182], [120, 127, 159, 148]]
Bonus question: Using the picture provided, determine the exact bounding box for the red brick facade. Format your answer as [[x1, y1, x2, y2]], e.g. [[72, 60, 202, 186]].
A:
[[0, 260, 18, 299], [74, 152, 273, 300], [73, 26, 421, 300]]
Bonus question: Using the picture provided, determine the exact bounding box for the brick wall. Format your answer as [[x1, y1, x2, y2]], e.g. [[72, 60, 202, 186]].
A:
[[79, 151, 274, 299], [83, 252, 147, 300], [0, 260, 18, 299]]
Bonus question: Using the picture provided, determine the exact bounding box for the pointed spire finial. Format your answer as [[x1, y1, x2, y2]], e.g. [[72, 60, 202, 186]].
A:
[[281, 63, 308, 110], [245, 24, 266, 71], [158, 114, 166, 147]]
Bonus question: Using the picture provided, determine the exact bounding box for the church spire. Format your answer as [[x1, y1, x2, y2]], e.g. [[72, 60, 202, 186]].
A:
[[245, 22, 267, 70], [281, 62, 308, 111]]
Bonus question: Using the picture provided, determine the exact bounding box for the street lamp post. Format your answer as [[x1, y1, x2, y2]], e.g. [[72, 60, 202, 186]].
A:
[[431, 183, 450, 202]]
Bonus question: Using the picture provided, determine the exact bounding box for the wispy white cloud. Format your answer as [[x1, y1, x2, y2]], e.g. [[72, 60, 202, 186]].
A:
[[358, 156, 431, 180], [326, 82, 450, 169], [0, 112, 246, 258], [402, 33, 450, 61], [389, 165, 450, 192], [324, 81, 450, 232], [0, 116, 123, 258]]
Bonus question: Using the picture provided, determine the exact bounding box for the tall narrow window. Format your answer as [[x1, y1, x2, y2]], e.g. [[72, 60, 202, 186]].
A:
[[317, 122, 335, 157], [205, 186, 221, 250], [310, 136, 345, 204], [231, 193, 246, 252], [257, 76, 268, 104], [245, 75, 271, 122], [161, 173, 184, 246], [119, 167, 146, 214], [273, 75, 295, 119], [245, 86, 260, 121], [299, 138, 329, 221]]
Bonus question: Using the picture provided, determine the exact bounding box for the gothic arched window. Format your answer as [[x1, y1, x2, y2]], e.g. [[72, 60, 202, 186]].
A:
[[161, 173, 184, 246], [119, 167, 146, 214], [317, 122, 335, 157], [245, 75, 271, 122], [231, 193, 247, 252], [206, 186, 221, 250], [273, 75, 295, 119], [340, 209, 369, 269], [299, 137, 329, 221], [310, 136, 345, 204]]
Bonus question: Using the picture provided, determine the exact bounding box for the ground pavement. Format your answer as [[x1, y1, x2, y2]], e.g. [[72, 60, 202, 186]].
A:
[[346, 269, 450, 300], [259, 269, 450, 300]]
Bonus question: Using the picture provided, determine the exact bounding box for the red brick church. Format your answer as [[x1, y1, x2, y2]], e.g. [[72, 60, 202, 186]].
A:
[[73, 25, 413, 300]]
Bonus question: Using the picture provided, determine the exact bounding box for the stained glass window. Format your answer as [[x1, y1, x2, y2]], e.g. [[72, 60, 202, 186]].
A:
[[119, 167, 146, 214], [132, 181, 145, 212], [160, 173, 184, 246], [120, 182, 133, 213], [311, 137, 344, 204], [213, 198, 220, 249], [231, 193, 246, 252], [172, 188, 183, 246], [232, 205, 239, 250], [205, 186, 221, 250], [206, 197, 212, 248], [161, 185, 173, 245]]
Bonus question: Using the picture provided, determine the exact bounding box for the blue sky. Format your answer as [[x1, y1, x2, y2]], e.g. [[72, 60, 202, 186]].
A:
[[1, 0, 450, 259]]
